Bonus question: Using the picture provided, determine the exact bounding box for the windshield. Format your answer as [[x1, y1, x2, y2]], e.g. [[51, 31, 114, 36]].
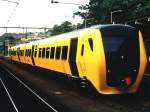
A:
[[102, 37, 125, 52], [100, 25, 140, 87]]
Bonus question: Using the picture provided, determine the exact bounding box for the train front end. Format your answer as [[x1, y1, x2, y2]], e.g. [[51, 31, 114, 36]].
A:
[[98, 25, 147, 94]]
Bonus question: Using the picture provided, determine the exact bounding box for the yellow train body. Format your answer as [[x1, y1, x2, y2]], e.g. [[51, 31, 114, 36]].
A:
[[9, 24, 147, 94]]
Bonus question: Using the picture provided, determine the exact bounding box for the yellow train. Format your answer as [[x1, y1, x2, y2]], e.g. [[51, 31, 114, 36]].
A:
[[9, 24, 147, 94]]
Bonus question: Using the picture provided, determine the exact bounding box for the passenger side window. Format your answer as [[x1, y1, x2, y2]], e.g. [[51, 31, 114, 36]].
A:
[[25, 50, 27, 56], [61, 46, 68, 60], [55, 46, 61, 59], [46, 47, 50, 58], [38, 48, 42, 58], [50, 47, 55, 59], [42, 48, 45, 58], [34, 48, 37, 58], [22, 50, 24, 56], [27, 49, 29, 57], [18, 50, 21, 56], [29, 49, 31, 57], [20, 50, 22, 56]]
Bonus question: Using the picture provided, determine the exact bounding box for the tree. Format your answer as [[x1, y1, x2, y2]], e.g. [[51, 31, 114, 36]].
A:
[[74, 0, 150, 25], [61, 21, 75, 33], [0, 33, 16, 55], [0, 33, 15, 42], [48, 21, 76, 36], [48, 25, 62, 36]]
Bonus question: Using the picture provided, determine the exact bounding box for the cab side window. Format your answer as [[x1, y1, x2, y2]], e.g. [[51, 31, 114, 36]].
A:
[[81, 44, 84, 56], [88, 38, 93, 51]]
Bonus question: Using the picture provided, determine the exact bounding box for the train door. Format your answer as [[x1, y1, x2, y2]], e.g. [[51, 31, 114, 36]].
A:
[[17, 47, 20, 62], [24, 45, 27, 64], [69, 38, 79, 77], [79, 37, 87, 77], [23, 45, 26, 63], [31, 45, 35, 66]]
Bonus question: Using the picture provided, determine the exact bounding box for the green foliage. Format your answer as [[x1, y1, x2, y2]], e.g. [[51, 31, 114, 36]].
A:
[[48, 21, 76, 36], [75, 0, 150, 25], [0, 33, 15, 55], [0, 33, 15, 42]]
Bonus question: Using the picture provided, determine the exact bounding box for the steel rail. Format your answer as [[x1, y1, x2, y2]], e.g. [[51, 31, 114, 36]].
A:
[[1, 66, 59, 112]]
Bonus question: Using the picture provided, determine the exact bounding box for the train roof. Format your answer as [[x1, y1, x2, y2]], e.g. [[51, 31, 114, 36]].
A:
[[10, 24, 135, 48], [11, 43, 26, 49], [91, 24, 135, 29]]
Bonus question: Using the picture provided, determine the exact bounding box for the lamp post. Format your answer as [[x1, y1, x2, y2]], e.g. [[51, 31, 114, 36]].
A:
[[135, 20, 142, 25], [110, 10, 122, 24], [51, 0, 89, 28], [51, 0, 94, 28], [84, 18, 95, 28], [148, 17, 150, 21], [51, 0, 81, 5], [1, 0, 20, 26], [0, 0, 19, 4]]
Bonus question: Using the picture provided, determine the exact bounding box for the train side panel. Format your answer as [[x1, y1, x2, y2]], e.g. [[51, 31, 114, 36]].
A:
[[12, 46, 19, 62], [24, 43, 33, 65], [33, 38, 71, 76], [19, 44, 26, 63], [76, 29, 103, 91]]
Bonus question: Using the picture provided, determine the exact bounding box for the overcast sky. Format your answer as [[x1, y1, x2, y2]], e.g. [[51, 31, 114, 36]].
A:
[[0, 0, 89, 35]]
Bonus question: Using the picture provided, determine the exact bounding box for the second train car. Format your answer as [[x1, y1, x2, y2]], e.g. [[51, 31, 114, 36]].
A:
[[9, 24, 147, 94]]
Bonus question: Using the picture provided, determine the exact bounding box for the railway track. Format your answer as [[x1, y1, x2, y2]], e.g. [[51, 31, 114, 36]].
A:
[[1, 59, 150, 112], [0, 65, 58, 112]]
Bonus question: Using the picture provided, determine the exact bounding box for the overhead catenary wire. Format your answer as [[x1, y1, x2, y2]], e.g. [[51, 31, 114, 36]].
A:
[[5, 0, 20, 26], [51, 0, 81, 5], [125, 16, 150, 24], [0, 0, 21, 26], [6, 4, 18, 25], [0, 0, 19, 4]]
